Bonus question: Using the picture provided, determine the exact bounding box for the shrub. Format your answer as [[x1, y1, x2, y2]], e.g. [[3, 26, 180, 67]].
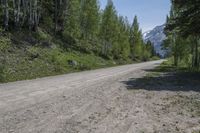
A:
[[61, 35, 76, 50], [151, 56, 160, 60], [34, 28, 51, 41], [0, 65, 5, 82], [0, 36, 11, 51], [142, 50, 151, 61], [27, 47, 41, 60]]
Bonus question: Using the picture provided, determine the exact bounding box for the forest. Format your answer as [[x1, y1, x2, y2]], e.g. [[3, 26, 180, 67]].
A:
[[0, 0, 157, 82], [164, 0, 200, 70]]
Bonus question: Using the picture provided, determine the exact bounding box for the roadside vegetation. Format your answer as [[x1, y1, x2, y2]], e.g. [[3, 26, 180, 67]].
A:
[[125, 59, 200, 91], [163, 0, 200, 71], [0, 0, 159, 83]]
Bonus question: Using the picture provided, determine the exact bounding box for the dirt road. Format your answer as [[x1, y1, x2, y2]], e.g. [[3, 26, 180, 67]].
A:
[[0, 60, 200, 133]]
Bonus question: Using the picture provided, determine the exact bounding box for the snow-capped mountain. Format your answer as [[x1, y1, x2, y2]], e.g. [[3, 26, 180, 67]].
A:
[[143, 24, 166, 56]]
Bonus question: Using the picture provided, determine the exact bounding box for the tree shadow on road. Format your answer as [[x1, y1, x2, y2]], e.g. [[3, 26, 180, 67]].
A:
[[122, 66, 200, 92]]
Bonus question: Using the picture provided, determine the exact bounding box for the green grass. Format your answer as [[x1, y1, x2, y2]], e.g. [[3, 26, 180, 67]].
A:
[[145, 72, 161, 78], [0, 46, 118, 83], [0, 28, 159, 83], [0, 30, 134, 83], [154, 58, 189, 73], [193, 131, 200, 133], [0, 30, 109, 83], [0, 35, 11, 51], [0, 45, 158, 83]]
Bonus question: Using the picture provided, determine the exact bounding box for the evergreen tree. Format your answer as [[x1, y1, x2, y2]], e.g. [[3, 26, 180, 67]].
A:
[[0, 0, 155, 62], [129, 16, 143, 60], [165, 0, 200, 68], [146, 40, 156, 57], [63, 0, 81, 38], [99, 0, 118, 58], [80, 0, 100, 39], [113, 16, 130, 59]]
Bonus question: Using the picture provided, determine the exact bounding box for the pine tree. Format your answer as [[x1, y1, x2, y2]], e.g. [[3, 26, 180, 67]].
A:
[[117, 16, 131, 59], [0, 0, 154, 63], [80, 0, 100, 39], [165, 0, 200, 68], [99, 0, 118, 58], [129, 16, 143, 60], [146, 40, 155, 57], [63, 0, 81, 38]]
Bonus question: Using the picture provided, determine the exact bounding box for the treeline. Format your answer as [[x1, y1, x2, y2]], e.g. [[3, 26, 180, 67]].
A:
[[0, 0, 156, 61], [164, 0, 200, 69]]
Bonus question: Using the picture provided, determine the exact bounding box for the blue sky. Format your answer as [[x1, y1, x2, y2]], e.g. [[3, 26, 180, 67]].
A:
[[99, 0, 171, 32]]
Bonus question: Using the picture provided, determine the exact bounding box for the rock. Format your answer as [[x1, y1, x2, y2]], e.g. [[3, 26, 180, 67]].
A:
[[68, 60, 78, 66], [8, 130, 14, 133], [41, 41, 52, 48], [113, 61, 116, 65], [163, 124, 166, 127], [24, 36, 38, 45], [175, 126, 179, 131]]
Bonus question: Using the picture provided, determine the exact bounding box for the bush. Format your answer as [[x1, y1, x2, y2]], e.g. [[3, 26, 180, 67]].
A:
[[151, 56, 160, 60], [27, 47, 41, 60], [0, 36, 11, 51], [162, 58, 173, 66], [142, 51, 151, 61], [34, 28, 51, 41], [0, 65, 5, 82], [62, 31, 76, 45]]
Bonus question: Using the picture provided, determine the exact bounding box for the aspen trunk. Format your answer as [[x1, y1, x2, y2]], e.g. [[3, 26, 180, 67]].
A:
[[54, 0, 67, 33], [13, 0, 21, 29], [193, 37, 199, 68], [54, 0, 58, 33], [16, 0, 21, 28], [2, 0, 9, 30]]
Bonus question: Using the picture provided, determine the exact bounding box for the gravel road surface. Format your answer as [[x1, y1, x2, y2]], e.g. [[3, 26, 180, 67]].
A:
[[1, 60, 200, 133]]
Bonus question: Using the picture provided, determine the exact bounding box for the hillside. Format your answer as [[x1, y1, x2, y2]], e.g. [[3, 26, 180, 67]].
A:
[[0, 29, 121, 82], [0, 1, 158, 83]]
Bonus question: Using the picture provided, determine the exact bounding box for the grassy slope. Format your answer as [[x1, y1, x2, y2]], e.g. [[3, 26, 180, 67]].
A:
[[0, 29, 135, 83], [0, 26, 160, 83]]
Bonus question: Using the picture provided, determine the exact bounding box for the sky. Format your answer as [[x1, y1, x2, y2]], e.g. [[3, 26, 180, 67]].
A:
[[99, 0, 171, 33]]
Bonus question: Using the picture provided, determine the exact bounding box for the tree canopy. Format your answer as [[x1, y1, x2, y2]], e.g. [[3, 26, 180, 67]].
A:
[[164, 0, 200, 68], [0, 0, 156, 61]]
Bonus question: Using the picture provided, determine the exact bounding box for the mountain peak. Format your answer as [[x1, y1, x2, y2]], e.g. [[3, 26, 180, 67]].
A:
[[143, 24, 166, 56]]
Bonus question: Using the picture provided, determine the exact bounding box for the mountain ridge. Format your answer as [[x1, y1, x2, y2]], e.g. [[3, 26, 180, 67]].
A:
[[143, 24, 166, 56]]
